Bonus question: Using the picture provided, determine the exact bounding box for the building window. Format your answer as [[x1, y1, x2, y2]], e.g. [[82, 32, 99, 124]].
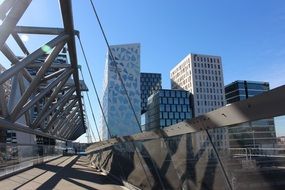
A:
[[160, 119, 166, 126], [168, 97, 173, 104], [186, 112, 191, 119], [166, 119, 171, 126], [163, 112, 168, 119], [174, 98, 179, 104], [171, 105, 176, 112], [166, 105, 171, 111], [175, 112, 179, 119], [177, 105, 182, 112], [185, 98, 190, 104], [165, 90, 170, 97], [182, 105, 187, 112]]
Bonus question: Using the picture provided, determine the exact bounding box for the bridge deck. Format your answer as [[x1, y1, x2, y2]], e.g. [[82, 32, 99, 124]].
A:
[[0, 156, 127, 190]]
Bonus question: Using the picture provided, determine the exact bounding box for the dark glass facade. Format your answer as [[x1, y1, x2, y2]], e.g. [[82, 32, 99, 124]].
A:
[[143, 89, 193, 131], [140, 73, 162, 114], [225, 80, 269, 103], [26, 54, 68, 76], [225, 80, 277, 148]]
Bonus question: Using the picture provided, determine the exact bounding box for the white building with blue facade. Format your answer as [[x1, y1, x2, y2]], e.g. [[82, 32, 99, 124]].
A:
[[101, 43, 141, 140]]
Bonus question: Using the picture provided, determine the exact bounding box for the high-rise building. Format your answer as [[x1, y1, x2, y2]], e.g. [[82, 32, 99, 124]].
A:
[[170, 53, 228, 150], [170, 53, 226, 116], [0, 63, 15, 144], [225, 80, 277, 148], [101, 43, 141, 140], [142, 89, 193, 131], [140, 72, 161, 114], [0, 63, 11, 102]]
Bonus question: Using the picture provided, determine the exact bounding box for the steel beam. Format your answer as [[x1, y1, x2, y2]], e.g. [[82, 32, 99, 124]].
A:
[[1, 43, 33, 83], [17, 71, 31, 125], [64, 119, 81, 139], [0, 34, 69, 85], [15, 26, 65, 35], [13, 69, 73, 120], [42, 68, 66, 82], [68, 125, 83, 140], [0, 0, 31, 49], [0, 0, 17, 20], [60, 0, 85, 132], [37, 87, 76, 130], [48, 98, 78, 133], [44, 94, 77, 132], [28, 63, 71, 69], [10, 42, 66, 121], [14, 26, 79, 36], [12, 32, 30, 55], [32, 69, 73, 128], [62, 116, 80, 138], [55, 107, 80, 135]]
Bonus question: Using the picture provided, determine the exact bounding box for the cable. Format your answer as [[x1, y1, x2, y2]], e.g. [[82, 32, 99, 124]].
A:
[[77, 36, 112, 139], [205, 129, 233, 190], [81, 2, 152, 187], [81, 94, 94, 142], [88, 0, 142, 133], [79, 68, 102, 142], [90, 124, 97, 142], [84, 106, 94, 143]]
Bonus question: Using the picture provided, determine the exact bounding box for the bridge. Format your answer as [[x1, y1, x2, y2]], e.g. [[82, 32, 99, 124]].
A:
[[0, 0, 285, 189]]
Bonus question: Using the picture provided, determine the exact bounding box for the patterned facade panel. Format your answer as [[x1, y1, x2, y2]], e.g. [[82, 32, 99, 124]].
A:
[[101, 44, 141, 140]]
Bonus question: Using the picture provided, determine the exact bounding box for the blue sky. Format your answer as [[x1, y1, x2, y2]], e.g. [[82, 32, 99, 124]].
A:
[[1, 0, 285, 142]]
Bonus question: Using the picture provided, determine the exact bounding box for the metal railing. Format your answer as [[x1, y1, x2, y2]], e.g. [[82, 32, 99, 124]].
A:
[[0, 143, 65, 178], [86, 85, 285, 190]]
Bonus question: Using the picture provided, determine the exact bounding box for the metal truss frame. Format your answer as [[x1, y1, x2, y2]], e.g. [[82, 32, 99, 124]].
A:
[[0, 0, 86, 141]]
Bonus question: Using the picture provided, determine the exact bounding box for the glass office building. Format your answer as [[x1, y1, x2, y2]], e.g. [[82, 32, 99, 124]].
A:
[[225, 80, 277, 148], [140, 72, 161, 114], [143, 89, 193, 131], [101, 43, 141, 140]]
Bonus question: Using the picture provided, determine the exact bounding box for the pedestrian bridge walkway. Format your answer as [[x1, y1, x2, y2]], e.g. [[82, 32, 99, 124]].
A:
[[0, 156, 127, 190]]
